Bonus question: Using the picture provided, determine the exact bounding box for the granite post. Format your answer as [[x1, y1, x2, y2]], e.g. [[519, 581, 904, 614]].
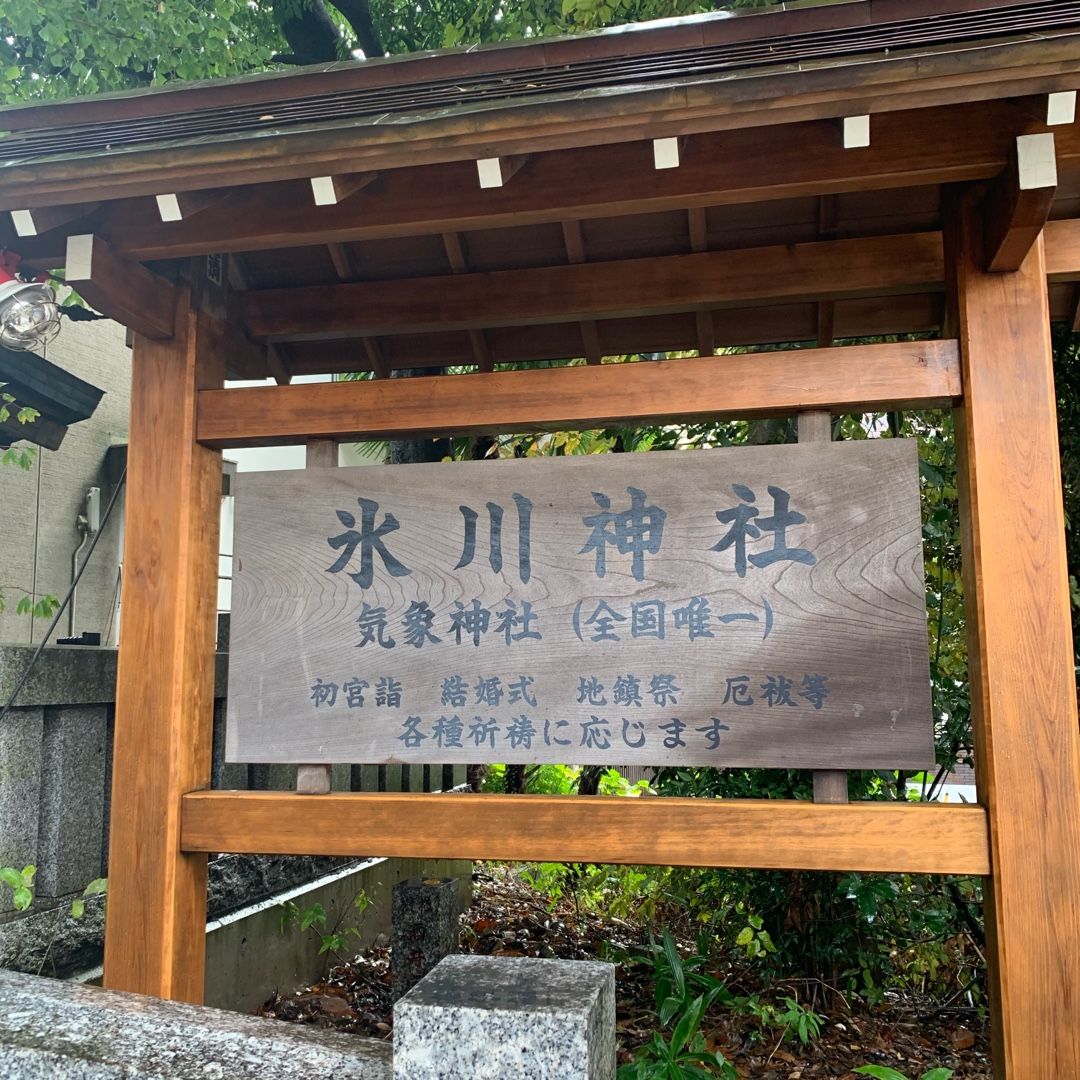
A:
[[391, 876, 458, 1001], [0, 707, 43, 915], [37, 705, 108, 898], [393, 954, 616, 1080]]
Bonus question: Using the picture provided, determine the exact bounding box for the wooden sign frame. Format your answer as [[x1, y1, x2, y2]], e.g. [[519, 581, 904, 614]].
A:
[[93, 195, 1080, 1079]]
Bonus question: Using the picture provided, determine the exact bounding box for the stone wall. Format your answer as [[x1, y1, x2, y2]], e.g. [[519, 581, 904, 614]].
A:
[[0, 644, 468, 982]]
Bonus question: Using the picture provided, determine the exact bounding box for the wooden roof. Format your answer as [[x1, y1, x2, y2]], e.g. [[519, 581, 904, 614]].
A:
[[1, 0, 1079, 381]]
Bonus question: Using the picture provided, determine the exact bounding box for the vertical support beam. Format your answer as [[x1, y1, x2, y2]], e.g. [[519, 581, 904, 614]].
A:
[[798, 410, 848, 806], [103, 288, 224, 1002], [947, 190, 1080, 1078]]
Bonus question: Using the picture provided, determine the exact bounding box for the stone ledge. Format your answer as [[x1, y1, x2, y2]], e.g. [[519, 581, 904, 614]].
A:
[[0, 968, 391, 1080], [0, 646, 228, 706]]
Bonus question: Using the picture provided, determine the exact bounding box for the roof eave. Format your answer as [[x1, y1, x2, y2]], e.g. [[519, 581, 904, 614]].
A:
[[1, 33, 1079, 212]]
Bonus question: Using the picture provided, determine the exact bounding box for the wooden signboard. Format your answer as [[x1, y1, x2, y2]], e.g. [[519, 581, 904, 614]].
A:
[[226, 441, 933, 769]]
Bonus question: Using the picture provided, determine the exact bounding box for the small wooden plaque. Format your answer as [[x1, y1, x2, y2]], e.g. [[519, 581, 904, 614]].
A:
[[226, 442, 933, 769]]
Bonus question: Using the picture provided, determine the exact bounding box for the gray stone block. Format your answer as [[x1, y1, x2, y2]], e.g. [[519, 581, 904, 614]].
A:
[[210, 698, 247, 791], [247, 763, 311, 791], [394, 955, 616, 1080], [0, 706, 43, 915], [391, 876, 459, 1001], [0, 968, 392, 1079], [37, 705, 108, 898], [207, 853, 355, 919], [0, 645, 229, 707], [0, 895, 105, 977]]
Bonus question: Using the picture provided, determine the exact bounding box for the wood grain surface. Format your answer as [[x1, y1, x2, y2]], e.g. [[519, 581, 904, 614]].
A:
[[950, 191, 1080, 1078], [102, 293, 223, 1004], [226, 441, 932, 770], [181, 791, 990, 876], [238, 233, 945, 341], [196, 340, 960, 448]]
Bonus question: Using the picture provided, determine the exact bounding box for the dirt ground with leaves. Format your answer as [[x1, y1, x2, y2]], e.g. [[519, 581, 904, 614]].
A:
[[259, 866, 990, 1079]]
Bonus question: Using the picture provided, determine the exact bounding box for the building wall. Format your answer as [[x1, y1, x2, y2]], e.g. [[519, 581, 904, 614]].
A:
[[0, 320, 130, 647]]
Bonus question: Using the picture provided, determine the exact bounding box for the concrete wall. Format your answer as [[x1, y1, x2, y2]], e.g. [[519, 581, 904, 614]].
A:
[[205, 856, 471, 1013], [0, 319, 130, 647]]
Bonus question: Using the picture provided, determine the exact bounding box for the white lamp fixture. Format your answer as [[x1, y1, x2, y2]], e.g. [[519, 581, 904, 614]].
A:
[[0, 257, 61, 352]]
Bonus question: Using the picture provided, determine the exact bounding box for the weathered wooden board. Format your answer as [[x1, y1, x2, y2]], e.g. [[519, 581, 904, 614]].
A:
[[226, 441, 933, 769]]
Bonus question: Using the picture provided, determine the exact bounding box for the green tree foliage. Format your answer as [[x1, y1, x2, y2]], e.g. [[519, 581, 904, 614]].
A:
[[0, 0, 781, 105], [0, 1, 282, 100]]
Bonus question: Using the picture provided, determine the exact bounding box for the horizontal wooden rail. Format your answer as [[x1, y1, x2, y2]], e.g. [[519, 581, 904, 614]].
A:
[[198, 339, 960, 447], [240, 233, 946, 341], [181, 791, 990, 875]]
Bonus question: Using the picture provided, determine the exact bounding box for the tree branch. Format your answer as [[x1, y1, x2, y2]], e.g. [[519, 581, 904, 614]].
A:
[[271, 0, 346, 65], [330, 0, 386, 58]]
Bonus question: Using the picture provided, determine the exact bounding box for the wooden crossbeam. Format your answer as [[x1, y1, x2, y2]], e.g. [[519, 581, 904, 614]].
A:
[[240, 232, 944, 341], [282, 294, 946, 377], [195, 339, 960, 447], [154, 190, 224, 223], [23, 99, 1079, 263], [10, 202, 99, 237], [64, 234, 176, 340], [984, 133, 1058, 273], [310, 172, 377, 206], [180, 791, 990, 875]]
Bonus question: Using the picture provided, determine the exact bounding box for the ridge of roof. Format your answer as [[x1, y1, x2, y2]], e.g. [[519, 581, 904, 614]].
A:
[[0, 0, 1055, 133]]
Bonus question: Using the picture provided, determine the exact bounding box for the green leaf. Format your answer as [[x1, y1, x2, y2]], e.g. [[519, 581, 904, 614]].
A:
[[83, 877, 108, 897], [853, 1067, 908, 1080], [921, 1071, 954, 1080], [658, 995, 681, 1027], [13, 885, 33, 911], [661, 927, 685, 1000], [734, 926, 753, 947], [299, 903, 326, 931], [0, 867, 22, 890], [70, 898, 85, 919], [669, 994, 704, 1056]]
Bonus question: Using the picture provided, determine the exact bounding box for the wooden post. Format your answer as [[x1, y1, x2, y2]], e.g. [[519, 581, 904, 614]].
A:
[[947, 189, 1080, 1077], [103, 289, 224, 1002], [297, 438, 337, 796], [798, 409, 848, 806]]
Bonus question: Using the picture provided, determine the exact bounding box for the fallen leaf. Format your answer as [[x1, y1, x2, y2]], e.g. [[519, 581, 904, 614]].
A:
[[950, 1026, 976, 1050], [298, 992, 356, 1019]]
